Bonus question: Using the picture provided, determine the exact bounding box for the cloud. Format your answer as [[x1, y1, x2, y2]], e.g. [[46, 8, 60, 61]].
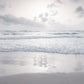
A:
[[75, 6, 84, 17], [72, 0, 79, 2], [45, 13, 49, 17], [0, 4, 5, 10], [76, 6, 84, 12], [0, 15, 43, 26], [47, 3, 56, 8], [0, 14, 68, 31], [0, 0, 9, 10], [39, 13, 48, 22], [47, 0, 63, 8], [0, 14, 46, 30], [41, 17, 48, 22], [56, 0, 63, 4]]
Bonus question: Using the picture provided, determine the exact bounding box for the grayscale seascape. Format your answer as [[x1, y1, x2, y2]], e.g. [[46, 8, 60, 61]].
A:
[[0, 0, 84, 83]]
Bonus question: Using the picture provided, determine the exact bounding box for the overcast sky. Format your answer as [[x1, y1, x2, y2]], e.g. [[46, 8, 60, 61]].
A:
[[0, 0, 84, 31]]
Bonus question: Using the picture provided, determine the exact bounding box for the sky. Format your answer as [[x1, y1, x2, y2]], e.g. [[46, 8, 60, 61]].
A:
[[0, 0, 84, 31]]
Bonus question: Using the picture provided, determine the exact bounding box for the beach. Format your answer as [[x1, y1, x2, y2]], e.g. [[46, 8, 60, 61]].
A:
[[0, 73, 84, 84]]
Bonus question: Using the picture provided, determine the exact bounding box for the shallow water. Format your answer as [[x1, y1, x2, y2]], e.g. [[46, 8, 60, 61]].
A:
[[0, 52, 84, 76]]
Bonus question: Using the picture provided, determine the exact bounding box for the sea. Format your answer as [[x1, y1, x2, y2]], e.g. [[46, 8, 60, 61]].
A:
[[0, 30, 84, 76]]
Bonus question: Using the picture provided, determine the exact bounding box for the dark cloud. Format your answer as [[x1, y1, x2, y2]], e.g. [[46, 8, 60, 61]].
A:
[[76, 6, 84, 12], [47, 3, 56, 8], [0, 4, 5, 10], [51, 11, 58, 16], [39, 13, 48, 22], [41, 17, 48, 22], [39, 14, 43, 18], [45, 13, 49, 17], [0, 0, 9, 10], [75, 6, 84, 17], [56, 0, 63, 4], [39, 13, 48, 18], [0, 14, 45, 29]]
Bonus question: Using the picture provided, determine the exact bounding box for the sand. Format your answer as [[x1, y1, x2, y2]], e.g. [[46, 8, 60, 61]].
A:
[[0, 73, 84, 84]]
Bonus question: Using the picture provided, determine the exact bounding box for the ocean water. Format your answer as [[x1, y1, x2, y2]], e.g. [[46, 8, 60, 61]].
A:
[[0, 30, 84, 76], [0, 30, 84, 54]]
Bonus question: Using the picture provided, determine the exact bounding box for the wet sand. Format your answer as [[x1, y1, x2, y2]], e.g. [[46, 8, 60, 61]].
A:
[[0, 52, 84, 76], [0, 73, 84, 84]]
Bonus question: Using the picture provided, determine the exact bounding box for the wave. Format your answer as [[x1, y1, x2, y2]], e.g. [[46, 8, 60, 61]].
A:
[[0, 47, 84, 54], [0, 31, 84, 40], [0, 30, 84, 54], [0, 38, 84, 54]]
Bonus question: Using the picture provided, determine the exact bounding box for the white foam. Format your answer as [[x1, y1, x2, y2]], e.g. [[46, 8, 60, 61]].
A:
[[0, 31, 84, 54]]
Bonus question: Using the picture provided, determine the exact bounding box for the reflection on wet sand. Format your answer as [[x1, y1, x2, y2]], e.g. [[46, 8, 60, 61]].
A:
[[33, 55, 47, 67], [75, 55, 84, 72], [0, 52, 84, 76], [0, 60, 26, 66]]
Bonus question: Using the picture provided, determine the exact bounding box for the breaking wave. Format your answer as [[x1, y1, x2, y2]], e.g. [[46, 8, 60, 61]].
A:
[[0, 30, 84, 54]]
